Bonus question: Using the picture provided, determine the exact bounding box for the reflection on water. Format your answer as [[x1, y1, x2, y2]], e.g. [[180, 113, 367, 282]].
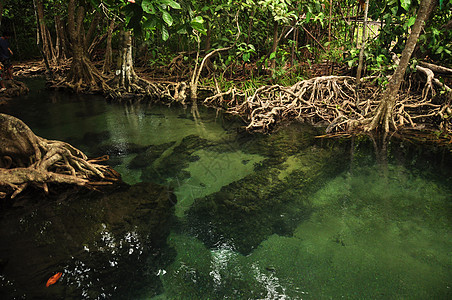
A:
[[0, 79, 451, 299]]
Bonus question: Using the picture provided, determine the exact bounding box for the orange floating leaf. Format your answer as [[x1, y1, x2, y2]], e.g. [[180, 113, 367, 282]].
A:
[[46, 272, 62, 287]]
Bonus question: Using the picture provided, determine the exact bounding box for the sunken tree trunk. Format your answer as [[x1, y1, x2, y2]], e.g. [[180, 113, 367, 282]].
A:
[[366, 0, 435, 132], [0, 114, 120, 199]]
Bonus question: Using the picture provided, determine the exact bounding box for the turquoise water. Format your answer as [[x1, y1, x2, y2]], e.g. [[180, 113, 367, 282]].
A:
[[0, 78, 451, 299]]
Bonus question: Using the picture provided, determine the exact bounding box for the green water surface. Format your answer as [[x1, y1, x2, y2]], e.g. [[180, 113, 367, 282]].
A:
[[1, 78, 451, 299]]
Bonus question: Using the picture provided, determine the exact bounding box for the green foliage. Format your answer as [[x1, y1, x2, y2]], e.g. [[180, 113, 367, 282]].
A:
[[257, 0, 297, 23]]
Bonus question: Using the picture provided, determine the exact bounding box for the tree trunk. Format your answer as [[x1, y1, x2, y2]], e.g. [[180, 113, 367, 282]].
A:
[[356, 0, 370, 82], [107, 28, 164, 100], [366, 0, 436, 132], [118, 30, 136, 91], [65, 0, 106, 93], [34, 0, 56, 64], [103, 17, 116, 75], [0, 114, 119, 199], [270, 21, 278, 70], [85, 11, 101, 52]]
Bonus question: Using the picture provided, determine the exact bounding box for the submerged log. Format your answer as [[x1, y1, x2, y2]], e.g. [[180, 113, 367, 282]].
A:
[[0, 113, 120, 199]]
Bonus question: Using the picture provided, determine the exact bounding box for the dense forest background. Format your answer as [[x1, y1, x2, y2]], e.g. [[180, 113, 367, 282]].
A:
[[0, 0, 451, 134], [2, 0, 450, 79]]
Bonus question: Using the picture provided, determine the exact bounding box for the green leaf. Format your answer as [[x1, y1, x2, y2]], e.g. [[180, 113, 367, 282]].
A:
[[404, 16, 416, 30], [162, 26, 169, 41], [406, 16, 416, 28], [269, 52, 276, 60], [192, 16, 204, 24], [191, 16, 206, 34], [391, 6, 398, 15], [142, 0, 155, 14], [243, 52, 251, 62], [162, 11, 173, 26], [401, 0, 411, 11], [143, 17, 157, 29], [177, 27, 188, 34], [160, 0, 181, 9], [305, 11, 312, 23]]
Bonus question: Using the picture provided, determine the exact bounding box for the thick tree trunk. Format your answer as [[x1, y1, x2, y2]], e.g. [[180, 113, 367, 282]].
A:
[[34, 0, 56, 64], [0, 114, 120, 199], [103, 17, 116, 74], [115, 30, 137, 92], [108, 29, 165, 100], [366, 0, 436, 132], [65, 0, 106, 93]]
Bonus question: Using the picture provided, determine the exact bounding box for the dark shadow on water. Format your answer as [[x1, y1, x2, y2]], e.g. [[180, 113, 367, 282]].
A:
[[0, 183, 177, 299]]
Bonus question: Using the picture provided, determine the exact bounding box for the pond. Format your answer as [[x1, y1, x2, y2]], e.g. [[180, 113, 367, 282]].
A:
[[0, 78, 451, 299]]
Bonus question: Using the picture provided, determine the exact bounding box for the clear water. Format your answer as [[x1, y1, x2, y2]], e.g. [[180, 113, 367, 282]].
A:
[[0, 78, 451, 299]]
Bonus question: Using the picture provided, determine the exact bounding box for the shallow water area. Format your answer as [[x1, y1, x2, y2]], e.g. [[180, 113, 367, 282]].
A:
[[0, 78, 451, 299]]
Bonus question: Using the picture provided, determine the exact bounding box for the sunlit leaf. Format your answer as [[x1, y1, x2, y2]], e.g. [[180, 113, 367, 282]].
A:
[[192, 16, 204, 24], [162, 10, 173, 26], [405, 16, 416, 29], [160, 0, 181, 10], [401, 0, 411, 11], [191, 16, 206, 34]]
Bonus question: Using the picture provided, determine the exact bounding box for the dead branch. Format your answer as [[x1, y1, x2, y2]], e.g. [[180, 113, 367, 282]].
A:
[[419, 61, 452, 74]]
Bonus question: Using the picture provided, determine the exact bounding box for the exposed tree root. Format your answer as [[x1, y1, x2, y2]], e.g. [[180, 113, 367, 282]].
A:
[[0, 113, 120, 199], [0, 80, 29, 98], [207, 76, 372, 132], [205, 73, 451, 135]]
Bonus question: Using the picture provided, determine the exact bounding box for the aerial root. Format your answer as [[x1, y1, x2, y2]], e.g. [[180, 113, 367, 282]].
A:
[[219, 76, 374, 132], [203, 74, 451, 134], [0, 114, 121, 199]]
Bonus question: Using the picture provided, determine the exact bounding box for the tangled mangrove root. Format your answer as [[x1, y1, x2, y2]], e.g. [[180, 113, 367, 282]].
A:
[[205, 76, 373, 132], [205, 74, 451, 135], [0, 113, 121, 199]]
